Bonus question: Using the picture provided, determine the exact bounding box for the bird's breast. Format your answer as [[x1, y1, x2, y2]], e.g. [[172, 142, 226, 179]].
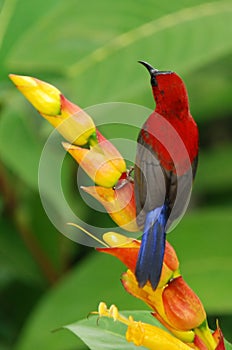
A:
[[141, 112, 198, 175]]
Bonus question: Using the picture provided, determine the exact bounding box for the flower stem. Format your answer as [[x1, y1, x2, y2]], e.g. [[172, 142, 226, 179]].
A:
[[194, 321, 216, 350]]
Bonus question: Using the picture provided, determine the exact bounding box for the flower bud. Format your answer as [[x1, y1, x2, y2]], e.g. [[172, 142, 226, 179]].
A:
[[9, 74, 95, 146], [162, 276, 206, 331]]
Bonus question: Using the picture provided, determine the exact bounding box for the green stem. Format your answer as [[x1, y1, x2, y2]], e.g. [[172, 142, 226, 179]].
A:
[[194, 320, 216, 350]]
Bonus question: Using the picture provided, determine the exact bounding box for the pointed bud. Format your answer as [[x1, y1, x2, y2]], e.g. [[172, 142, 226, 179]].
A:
[[82, 179, 138, 231], [9, 74, 61, 115], [9, 74, 95, 145]]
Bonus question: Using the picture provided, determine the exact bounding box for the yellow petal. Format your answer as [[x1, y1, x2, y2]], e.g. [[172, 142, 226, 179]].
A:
[[126, 320, 192, 350], [95, 302, 192, 350]]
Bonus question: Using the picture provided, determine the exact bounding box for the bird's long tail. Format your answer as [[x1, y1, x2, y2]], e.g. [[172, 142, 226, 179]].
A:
[[135, 204, 168, 290]]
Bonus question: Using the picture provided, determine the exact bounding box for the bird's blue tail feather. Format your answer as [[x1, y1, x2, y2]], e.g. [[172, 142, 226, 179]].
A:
[[135, 204, 167, 290]]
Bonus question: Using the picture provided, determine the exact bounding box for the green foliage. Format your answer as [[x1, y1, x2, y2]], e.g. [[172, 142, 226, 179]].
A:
[[0, 0, 232, 349], [65, 311, 232, 350], [65, 311, 159, 350]]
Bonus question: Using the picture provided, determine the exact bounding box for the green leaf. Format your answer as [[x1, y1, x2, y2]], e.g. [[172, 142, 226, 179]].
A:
[[0, 218, 44, 286], [194, 145, 232, 195], [0, 0, 62, 68], [65, 311, 158, 350], [3, 1, 232, 108], [186, 55, 232, 120], [0, 104, 42, 189], [65, 312, 232, 350]]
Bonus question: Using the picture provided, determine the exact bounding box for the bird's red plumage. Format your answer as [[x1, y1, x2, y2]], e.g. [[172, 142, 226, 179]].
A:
[[140, 72, 198, 175], [134, 62, 199, 289]]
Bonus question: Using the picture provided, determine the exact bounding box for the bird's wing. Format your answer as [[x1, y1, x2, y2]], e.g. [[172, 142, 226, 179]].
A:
[[134, 137, 166, 228], [165, 155, 198, 231], [134, 133, 198, 230]]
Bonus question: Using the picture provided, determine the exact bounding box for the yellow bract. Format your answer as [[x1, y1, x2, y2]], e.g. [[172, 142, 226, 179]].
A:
[[63, 142, 124, 188], [82, 183, 138, 231]]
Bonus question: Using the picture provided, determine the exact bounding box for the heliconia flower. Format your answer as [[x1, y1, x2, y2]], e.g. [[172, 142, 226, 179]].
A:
[[97, 232, 218, 347], [98, 232, 179, 286], [63, 141, 125, 188], [9, 74, 96, 146], [94, 302, 193, 350], [82, 178, 138, 232]]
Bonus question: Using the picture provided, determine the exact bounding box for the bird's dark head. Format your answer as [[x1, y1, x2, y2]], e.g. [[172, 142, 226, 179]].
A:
[[138, 60, 190, 117]]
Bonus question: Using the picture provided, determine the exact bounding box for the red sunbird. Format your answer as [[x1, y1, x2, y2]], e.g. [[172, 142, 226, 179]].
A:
[[134, 61, 199, 289]]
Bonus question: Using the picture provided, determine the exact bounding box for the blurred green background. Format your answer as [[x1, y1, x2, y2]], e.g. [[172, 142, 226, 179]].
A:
[[0, 0, 232, 349]]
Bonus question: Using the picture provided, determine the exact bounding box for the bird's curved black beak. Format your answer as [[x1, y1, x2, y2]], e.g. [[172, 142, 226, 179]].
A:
[[138, 60, 159, 86], [138, 60, 172, 86]]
